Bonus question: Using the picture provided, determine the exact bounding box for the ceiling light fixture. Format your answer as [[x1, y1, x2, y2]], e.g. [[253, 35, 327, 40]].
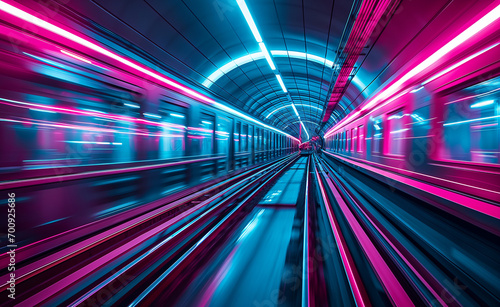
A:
[[236, 0, 262, 43], [276, 74, 287, 93]]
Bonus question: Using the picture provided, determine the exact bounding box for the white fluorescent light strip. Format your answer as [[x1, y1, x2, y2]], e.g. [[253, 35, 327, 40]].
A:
[[236, 0, 262, 43], [361, 3, 500, 112], [202, 52, 266, 87], [276, 74, 287, 93], [423, 43, 499, 85], [259, 43, 276, 70], [236, 0, 300, 131]]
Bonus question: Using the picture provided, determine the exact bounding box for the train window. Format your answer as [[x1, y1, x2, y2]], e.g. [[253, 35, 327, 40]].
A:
[[338, 133, 342, 151], [199, 113, 214, 156], [372, 116, 383, 154], [340, 132, 343, 151], [254, 128, 260, 151], [346, 130, 351, 152], [269, 132, 273, 151], [387, 110, 405, 156], [443, 77, 499, 164], [343, 131, 347, 151], [216, 116, 231, 155], [234, 122, 241, 153], [410, 106, 431, 138], [351, 128, 356, 152], [241, 125, 248, 152], [159, 103, 187, 159], [264, 130, 268, 150], [259, 128, 262, 150], [358, 125, 364, 152], [248, 125, 254, 152]]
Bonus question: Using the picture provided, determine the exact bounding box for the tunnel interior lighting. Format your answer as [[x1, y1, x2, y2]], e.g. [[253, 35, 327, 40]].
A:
[[201, 120, 212, 125], [259, 42, 276, 70], [265, 104, 323, 119], [276, 74, 287, 93], [235, 0, 309, 135], [203, 50, 335, 88], [470, 100, 494, 108], [143, 113, 161, 119], [236, 0, 262, 43], [423, 43, 499, 85], [266, 105, 289, 118]]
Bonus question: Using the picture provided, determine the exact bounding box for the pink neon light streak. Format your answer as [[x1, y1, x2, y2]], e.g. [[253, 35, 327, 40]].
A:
[[315, 169, 370, 307], [322, 0, 399, 123], [60, 49, 92, 64], [317, 167, 413, 306]]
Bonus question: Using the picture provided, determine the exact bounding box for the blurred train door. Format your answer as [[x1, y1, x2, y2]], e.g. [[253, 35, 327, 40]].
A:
[[249, 125, 255, 164], [228, 118, 235, 171], [216, 115, 232, 174]]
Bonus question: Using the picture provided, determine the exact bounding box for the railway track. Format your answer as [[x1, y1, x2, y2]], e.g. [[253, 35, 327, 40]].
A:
[[0, 154, 299, 306]]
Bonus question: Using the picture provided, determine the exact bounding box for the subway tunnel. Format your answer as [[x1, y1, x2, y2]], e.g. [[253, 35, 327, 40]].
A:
[[0, 0, 499, 306]]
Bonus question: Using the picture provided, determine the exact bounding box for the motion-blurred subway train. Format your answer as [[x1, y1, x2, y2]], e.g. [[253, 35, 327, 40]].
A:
[[0, 13, 299, 246], [323, 26, 500, 205]]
